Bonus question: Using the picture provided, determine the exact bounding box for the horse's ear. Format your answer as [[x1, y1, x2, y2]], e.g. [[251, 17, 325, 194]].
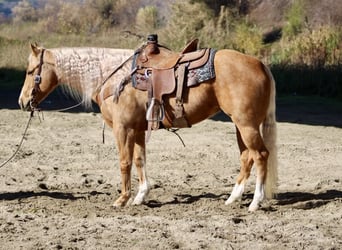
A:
[[30, 43, 40, 56]]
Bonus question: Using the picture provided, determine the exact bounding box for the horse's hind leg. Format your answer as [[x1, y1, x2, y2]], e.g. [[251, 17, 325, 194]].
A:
[[240, 125, 269, 211], [227, 124, 269, 211], [132, 132, 150, 205], [225, 126, 253, 205]]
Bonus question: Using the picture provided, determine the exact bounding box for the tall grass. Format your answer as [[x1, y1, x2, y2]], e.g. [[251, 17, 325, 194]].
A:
[[0, 35, 27, 69]]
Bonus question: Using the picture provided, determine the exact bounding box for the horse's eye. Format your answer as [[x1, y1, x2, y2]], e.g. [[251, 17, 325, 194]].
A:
[[27, 69, 35, 75]]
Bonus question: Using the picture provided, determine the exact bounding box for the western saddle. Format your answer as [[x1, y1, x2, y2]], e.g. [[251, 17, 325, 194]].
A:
[[132, 34, 212, 130]]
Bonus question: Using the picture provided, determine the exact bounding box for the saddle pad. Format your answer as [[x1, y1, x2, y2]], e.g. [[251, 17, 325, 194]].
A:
[[187, 49, 217, 87]]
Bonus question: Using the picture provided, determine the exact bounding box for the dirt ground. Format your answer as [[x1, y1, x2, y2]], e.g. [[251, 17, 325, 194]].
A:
[[0, 99, 341, 250]]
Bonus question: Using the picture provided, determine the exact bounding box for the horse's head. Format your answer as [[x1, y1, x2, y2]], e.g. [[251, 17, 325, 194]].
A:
[[18, 44, 58, 111]]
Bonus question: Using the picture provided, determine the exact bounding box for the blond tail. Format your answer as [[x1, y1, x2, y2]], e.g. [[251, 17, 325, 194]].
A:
[[262, 65, 278, 199]]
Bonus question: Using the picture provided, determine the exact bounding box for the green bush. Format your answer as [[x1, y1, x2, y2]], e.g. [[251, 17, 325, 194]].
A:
[[272, 26, 341, 67], [232, 21, 263, 57], [160, 0, 213, 49], [283, 0, 305, 38], [200, 5, 235, 49], [135, 5, 160, 33]]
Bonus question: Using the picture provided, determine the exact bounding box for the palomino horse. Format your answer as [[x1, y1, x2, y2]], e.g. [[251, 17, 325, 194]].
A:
[[19, 42, 277, 211]]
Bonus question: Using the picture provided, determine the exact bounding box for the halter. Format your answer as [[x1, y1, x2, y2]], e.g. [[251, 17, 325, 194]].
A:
[[27, 49, 84, 113], [30, 49, 45, 110]]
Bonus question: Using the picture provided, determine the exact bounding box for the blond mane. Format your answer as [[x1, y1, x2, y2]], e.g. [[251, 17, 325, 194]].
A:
[[51, 47, 133, 108]]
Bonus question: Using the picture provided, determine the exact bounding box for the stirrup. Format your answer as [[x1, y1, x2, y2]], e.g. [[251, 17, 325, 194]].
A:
[[146, 98, 165, 123]]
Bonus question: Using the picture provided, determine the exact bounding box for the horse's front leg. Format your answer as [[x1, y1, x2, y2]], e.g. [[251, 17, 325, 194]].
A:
[[132, 132, 150, 205], [113, 125, 135, 207]]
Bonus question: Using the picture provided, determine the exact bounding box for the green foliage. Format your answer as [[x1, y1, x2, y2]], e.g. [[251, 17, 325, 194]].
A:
[[283, 0, 305, 38], [232, 21, 263, 56], [200, 5, 235, 49], [272, 26, 342, 67], [135, 5, 159, 33], [161, 0, 214, 49]]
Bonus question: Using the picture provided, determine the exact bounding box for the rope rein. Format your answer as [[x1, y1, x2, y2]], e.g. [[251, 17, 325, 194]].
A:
[[51, 100, 84, 112], [0, 100, 85, 169], [0, 111, 35, 168]]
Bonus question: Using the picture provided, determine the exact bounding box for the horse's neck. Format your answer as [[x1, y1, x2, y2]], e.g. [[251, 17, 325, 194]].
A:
[[52, 48, 133, 95]]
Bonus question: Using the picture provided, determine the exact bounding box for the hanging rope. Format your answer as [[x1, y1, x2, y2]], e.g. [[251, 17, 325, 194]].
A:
[[166, 128, 186, 147], [0, 111, 35, 168], [0, 98, 85, 169]]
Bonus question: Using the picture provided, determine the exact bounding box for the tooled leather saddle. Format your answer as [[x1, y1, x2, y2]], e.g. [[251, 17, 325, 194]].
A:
[[132, 34, 216, 130]]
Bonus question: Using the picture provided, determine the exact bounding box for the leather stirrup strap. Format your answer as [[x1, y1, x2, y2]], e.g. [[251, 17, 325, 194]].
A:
[[176, 64, 186, 103], [173, 64, 190, 128]]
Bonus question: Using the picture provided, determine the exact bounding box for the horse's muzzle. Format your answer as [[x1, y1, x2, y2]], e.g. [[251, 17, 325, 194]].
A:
[[18, 98, 33, 111]]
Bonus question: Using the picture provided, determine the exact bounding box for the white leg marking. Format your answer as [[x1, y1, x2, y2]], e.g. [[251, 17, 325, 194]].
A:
[[248, 180, 265, 211], [225, 183, 244, 205], [132, 179, 150, 205], [132, 162, 149, 205]]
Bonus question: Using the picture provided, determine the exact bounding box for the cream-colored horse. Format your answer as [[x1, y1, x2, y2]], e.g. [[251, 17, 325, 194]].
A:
[[19, 43, 277, 211]]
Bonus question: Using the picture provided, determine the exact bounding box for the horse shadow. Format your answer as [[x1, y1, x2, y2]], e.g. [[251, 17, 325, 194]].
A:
[[145, 192, 228, 208], [0, 190, 85, 201], [144, 189, 342, 210], [1, 189, 340, 211], [275, 189, 342, 209]]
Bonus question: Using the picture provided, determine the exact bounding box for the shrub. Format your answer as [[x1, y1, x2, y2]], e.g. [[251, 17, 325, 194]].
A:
[[200, 5, 235, 49], [232, 21, 263, 57], [273, 26, 341, 67], [135, 5, 160, 34], [12, 0, 37, 23], [160, 0, 214, 50], [283, 0, 305, 38]]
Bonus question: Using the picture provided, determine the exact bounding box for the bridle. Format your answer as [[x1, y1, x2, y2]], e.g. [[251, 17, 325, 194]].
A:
[[26, 49, 85, 113], [29, 49, 45, 110]]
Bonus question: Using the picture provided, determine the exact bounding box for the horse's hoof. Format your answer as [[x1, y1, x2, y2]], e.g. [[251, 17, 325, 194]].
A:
[[248, 203, 259, 212], [132, 195, 146, 205], [132, 199, 143, 206], [113, 198, 129, 207], [112, 202, 124, 208], [225, 198, 234, 205], [225, 195, 241, 205]]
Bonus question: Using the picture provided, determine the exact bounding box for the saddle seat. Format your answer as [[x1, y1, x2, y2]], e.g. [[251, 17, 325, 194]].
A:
[[136, 38, 209, 71]]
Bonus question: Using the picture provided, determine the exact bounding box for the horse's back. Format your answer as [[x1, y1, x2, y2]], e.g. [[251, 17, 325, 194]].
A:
[[214, 49, 268, 81]]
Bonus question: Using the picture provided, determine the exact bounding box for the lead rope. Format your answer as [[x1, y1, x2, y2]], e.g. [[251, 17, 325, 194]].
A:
[[53, 100, 84, 112], [0, 99, 85, 169], [0, 111, 35, 168]]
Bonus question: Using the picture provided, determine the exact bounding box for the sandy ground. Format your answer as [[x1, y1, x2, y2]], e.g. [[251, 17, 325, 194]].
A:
[[0, 103, 341, 249]]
